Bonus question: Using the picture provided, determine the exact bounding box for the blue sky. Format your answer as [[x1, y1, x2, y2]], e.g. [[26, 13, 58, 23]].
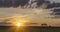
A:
[[48, 0, 60, 3]]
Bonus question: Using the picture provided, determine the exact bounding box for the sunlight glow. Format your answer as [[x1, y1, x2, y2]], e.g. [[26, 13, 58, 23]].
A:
[[16, 23, 21, 27]]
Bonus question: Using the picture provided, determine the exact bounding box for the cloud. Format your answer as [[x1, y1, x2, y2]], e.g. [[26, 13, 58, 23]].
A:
[[0, 7, 60, 26]]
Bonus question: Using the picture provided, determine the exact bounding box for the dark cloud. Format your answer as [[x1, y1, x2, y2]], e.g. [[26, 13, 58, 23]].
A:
[[0, 0, 50, 8]]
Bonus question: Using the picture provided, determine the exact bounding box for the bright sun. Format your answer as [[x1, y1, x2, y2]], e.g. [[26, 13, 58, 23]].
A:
[[16, 23, 21, 27]]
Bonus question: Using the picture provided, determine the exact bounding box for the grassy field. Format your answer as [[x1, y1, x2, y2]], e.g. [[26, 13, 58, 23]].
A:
[[0, 26, 60, 32]]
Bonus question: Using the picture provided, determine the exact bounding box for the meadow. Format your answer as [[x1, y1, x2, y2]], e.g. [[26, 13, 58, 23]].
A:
[[0, 26, 60, 32]]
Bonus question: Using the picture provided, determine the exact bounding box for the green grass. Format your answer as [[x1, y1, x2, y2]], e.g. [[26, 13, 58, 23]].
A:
[[0, 26, 60, 32]]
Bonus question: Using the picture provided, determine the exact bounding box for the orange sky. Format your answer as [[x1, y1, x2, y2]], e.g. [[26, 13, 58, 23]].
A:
[[0, 8, 60, 26]]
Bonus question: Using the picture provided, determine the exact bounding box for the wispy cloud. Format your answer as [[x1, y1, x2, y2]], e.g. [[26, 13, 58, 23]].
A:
[[0, 8, 60, 26]]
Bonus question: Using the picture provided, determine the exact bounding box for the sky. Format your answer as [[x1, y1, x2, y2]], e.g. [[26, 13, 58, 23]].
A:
[[0, 0, 60, 26], [0, 8, 60, 26], [50, 0, 60, 3]]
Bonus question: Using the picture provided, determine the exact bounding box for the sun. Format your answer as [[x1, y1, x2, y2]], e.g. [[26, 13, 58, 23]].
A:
[[16, 23, 21, 27]]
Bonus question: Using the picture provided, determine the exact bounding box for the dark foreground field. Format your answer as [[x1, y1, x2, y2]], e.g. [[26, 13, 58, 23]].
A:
[[0, 26, 60, 32]]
